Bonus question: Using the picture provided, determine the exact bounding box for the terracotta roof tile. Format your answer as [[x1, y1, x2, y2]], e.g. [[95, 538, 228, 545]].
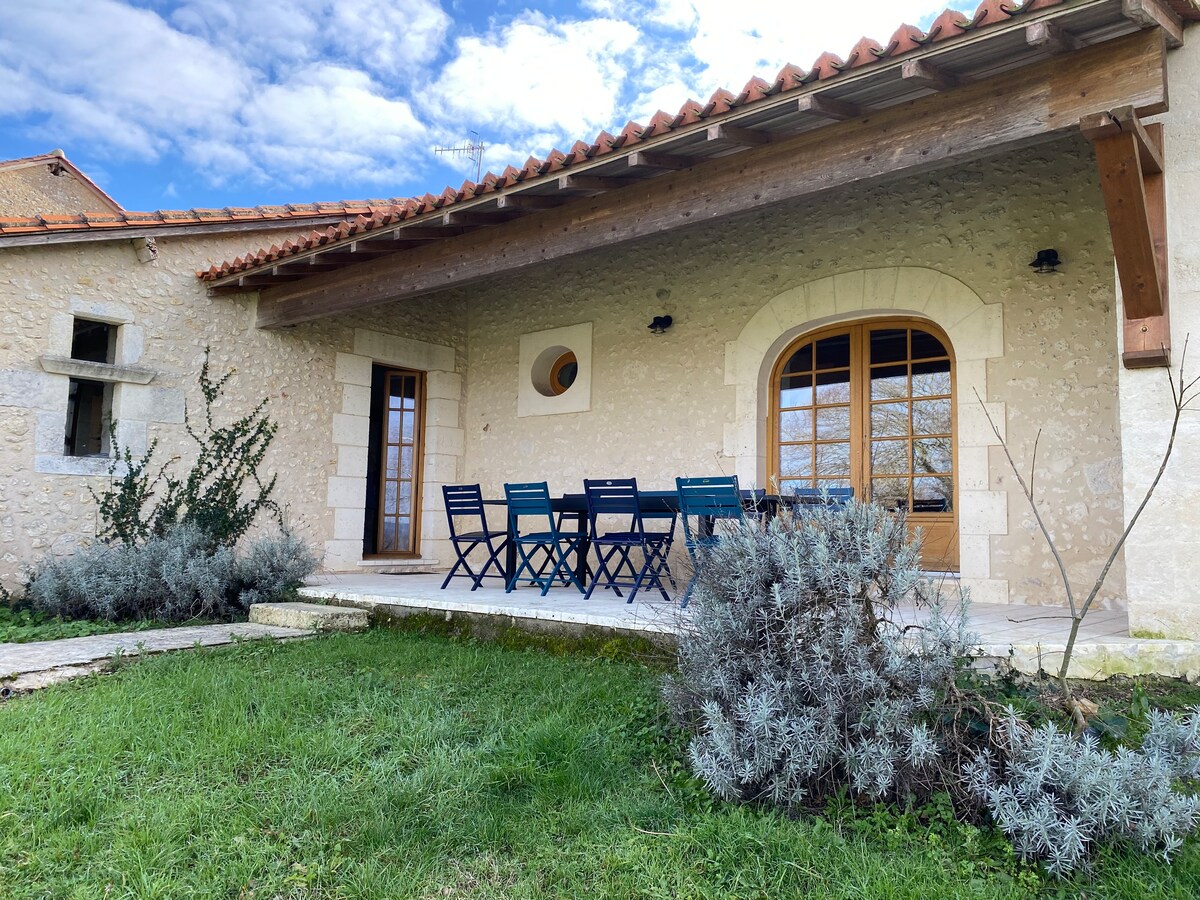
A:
[[195, 0, 1078, 283]]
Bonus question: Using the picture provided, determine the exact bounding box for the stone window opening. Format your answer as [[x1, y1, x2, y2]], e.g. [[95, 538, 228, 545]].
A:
[[63, 318, 116, 457]]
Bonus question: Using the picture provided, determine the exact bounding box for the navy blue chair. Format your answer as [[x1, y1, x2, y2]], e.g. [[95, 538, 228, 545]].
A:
[[676, 476, 746, 607], [583, 478, 671, 603], [503, 482, 586, 595], [441, 484, 508, 590]]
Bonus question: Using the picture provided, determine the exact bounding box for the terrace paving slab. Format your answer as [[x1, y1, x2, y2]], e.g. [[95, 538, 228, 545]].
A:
[[301, 574, 1200, 681], [0, 622, 309, 694]]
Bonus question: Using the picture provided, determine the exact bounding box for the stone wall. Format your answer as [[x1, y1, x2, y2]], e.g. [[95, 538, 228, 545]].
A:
[[1120, 34, 1200, 639], [459, 136, 1126, 609], [0, 162, 117, 216], [0, 229, 465, 585]]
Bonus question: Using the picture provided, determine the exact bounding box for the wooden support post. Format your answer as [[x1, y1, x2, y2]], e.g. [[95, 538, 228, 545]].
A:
[[1083, 108, 1170, 366], [1119, 123, 1170, 368]]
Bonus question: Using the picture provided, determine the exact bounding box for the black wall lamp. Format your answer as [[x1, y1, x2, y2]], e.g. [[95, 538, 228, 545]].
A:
[[648, 315, 673, 335], [1029, 248, 1062, 275]]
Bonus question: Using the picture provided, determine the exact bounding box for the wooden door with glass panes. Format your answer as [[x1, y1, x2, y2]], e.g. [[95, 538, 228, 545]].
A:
[[769, 320, 958, 570], [376, 368, 424, 556]]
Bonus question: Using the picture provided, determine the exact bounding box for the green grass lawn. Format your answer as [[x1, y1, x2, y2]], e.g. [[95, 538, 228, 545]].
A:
[[1, 631, 1198, 899], [0, 605, 187, 644]]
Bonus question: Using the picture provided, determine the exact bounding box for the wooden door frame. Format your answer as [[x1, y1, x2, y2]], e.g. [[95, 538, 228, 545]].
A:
[[766, 316, 959, 568], [370, 366, 427, 558]]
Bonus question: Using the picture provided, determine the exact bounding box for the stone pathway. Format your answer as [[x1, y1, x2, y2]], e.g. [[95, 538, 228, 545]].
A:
[[0, 622, 308, 694]]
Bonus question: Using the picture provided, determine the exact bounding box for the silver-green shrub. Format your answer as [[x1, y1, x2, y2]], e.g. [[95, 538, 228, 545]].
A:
[[965, 708, 1200, 874], [665, 500, 976, 808], [26, 525, 317, 623]]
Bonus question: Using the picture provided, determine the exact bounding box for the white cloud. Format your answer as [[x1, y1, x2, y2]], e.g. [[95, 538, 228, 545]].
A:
[[0, 0, 986, 203], [429, 12, 641, 138], [0, 1, 251, 158], [169, 0, 451, 78]]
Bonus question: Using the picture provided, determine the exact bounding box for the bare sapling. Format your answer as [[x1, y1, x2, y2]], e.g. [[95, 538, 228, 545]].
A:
[[977, 338, 1199, 728]]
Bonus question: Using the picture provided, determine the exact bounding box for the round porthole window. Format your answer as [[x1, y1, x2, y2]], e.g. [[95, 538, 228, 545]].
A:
[[549, 351, 577, 395], [531, 344, 580, 398]]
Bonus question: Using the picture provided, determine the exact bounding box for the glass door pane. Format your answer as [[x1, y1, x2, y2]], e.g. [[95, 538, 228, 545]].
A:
[[378, 369, 423, 554]]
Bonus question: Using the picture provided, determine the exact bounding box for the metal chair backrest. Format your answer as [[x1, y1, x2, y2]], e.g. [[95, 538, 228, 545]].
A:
[[583, 478, 643, 537], [792, 486, 855, 507], [442, 484, 488, 538], [676, 476, 744, 520], [504, 481, 556, 536]]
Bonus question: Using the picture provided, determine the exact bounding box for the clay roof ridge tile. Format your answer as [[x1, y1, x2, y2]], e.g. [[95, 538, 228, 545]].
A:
[[617, 120, 645, 145], [739, 76, 773, 103], [773, 64, 808, 92], [642, 110, 677, 137], [808, 51, 846, 81], [838, 37, 886, 70], [706, 88, 737, 115], [544, 148, 569, 173]]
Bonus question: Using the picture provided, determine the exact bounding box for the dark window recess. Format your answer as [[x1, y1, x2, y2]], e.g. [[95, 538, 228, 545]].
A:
[[71, 319, 115, 363], [64, 378, 110, 456], [361, 366, 388, 556]]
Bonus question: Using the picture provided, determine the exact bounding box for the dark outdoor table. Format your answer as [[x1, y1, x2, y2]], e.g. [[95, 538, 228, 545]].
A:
[[483, 490, 785, 587]]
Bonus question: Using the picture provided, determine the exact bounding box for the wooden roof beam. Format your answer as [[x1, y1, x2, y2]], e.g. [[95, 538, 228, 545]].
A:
[[795, 93, 863, 121], [1026, 20, 1083, 54], [706, 124, 772, 147], [900, 59, 961, 92], [1122, 0, 1185, 48]]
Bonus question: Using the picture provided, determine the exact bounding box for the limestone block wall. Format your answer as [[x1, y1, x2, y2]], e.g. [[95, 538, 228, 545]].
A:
[[460, 137, 1126, 609], [1120, 35, 1200, 639], [0, 162, 116, 217], [0, 230, 464, 585]]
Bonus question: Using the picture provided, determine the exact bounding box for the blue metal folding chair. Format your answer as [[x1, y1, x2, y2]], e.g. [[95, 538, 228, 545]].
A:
[[583, 478, 671, 603], [676, 476, 746, 607], [503, 482, 586, 595], [441, 484, 509, 590]]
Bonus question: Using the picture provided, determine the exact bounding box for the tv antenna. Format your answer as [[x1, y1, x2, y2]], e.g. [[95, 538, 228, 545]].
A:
[[433, 131, 486, 182]]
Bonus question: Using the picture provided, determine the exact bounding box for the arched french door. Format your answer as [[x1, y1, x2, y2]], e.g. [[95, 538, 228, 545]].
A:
[[768, 318, 958, 570]]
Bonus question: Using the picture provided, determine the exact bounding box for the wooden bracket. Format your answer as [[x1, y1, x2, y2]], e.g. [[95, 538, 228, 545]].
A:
[[1082, 108, 1169, 367]]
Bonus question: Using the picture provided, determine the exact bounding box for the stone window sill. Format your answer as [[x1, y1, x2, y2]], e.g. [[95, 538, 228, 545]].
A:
[[39, 355, 155, 384], [34, 454, 126, 477]]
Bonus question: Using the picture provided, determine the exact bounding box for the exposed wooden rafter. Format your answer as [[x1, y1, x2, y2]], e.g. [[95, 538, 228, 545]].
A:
[[706, 124, 772, 147], [557, 174, 634, 193], [1025, 20, 1084, 53], [900, 59, 961, 92], [1121, 0, 1185, 47], [795, 94, 863, 121], [1081, 106, 1170, 367], [627, 151, 694, 171]]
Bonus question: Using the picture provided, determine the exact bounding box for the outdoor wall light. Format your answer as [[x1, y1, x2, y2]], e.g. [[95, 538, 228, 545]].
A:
[[1029, 248, 1062, 275], [648, 315, 673, 334]]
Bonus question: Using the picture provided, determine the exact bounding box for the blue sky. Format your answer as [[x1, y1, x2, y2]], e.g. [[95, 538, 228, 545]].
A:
[[1, 1, 971, 213]]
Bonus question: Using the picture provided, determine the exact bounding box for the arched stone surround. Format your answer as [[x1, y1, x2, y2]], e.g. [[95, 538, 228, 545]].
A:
[[724, 266, 1010, 604]]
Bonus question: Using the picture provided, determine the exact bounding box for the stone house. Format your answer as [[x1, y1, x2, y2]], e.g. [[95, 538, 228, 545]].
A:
[[2, 0, 1198, 636]]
